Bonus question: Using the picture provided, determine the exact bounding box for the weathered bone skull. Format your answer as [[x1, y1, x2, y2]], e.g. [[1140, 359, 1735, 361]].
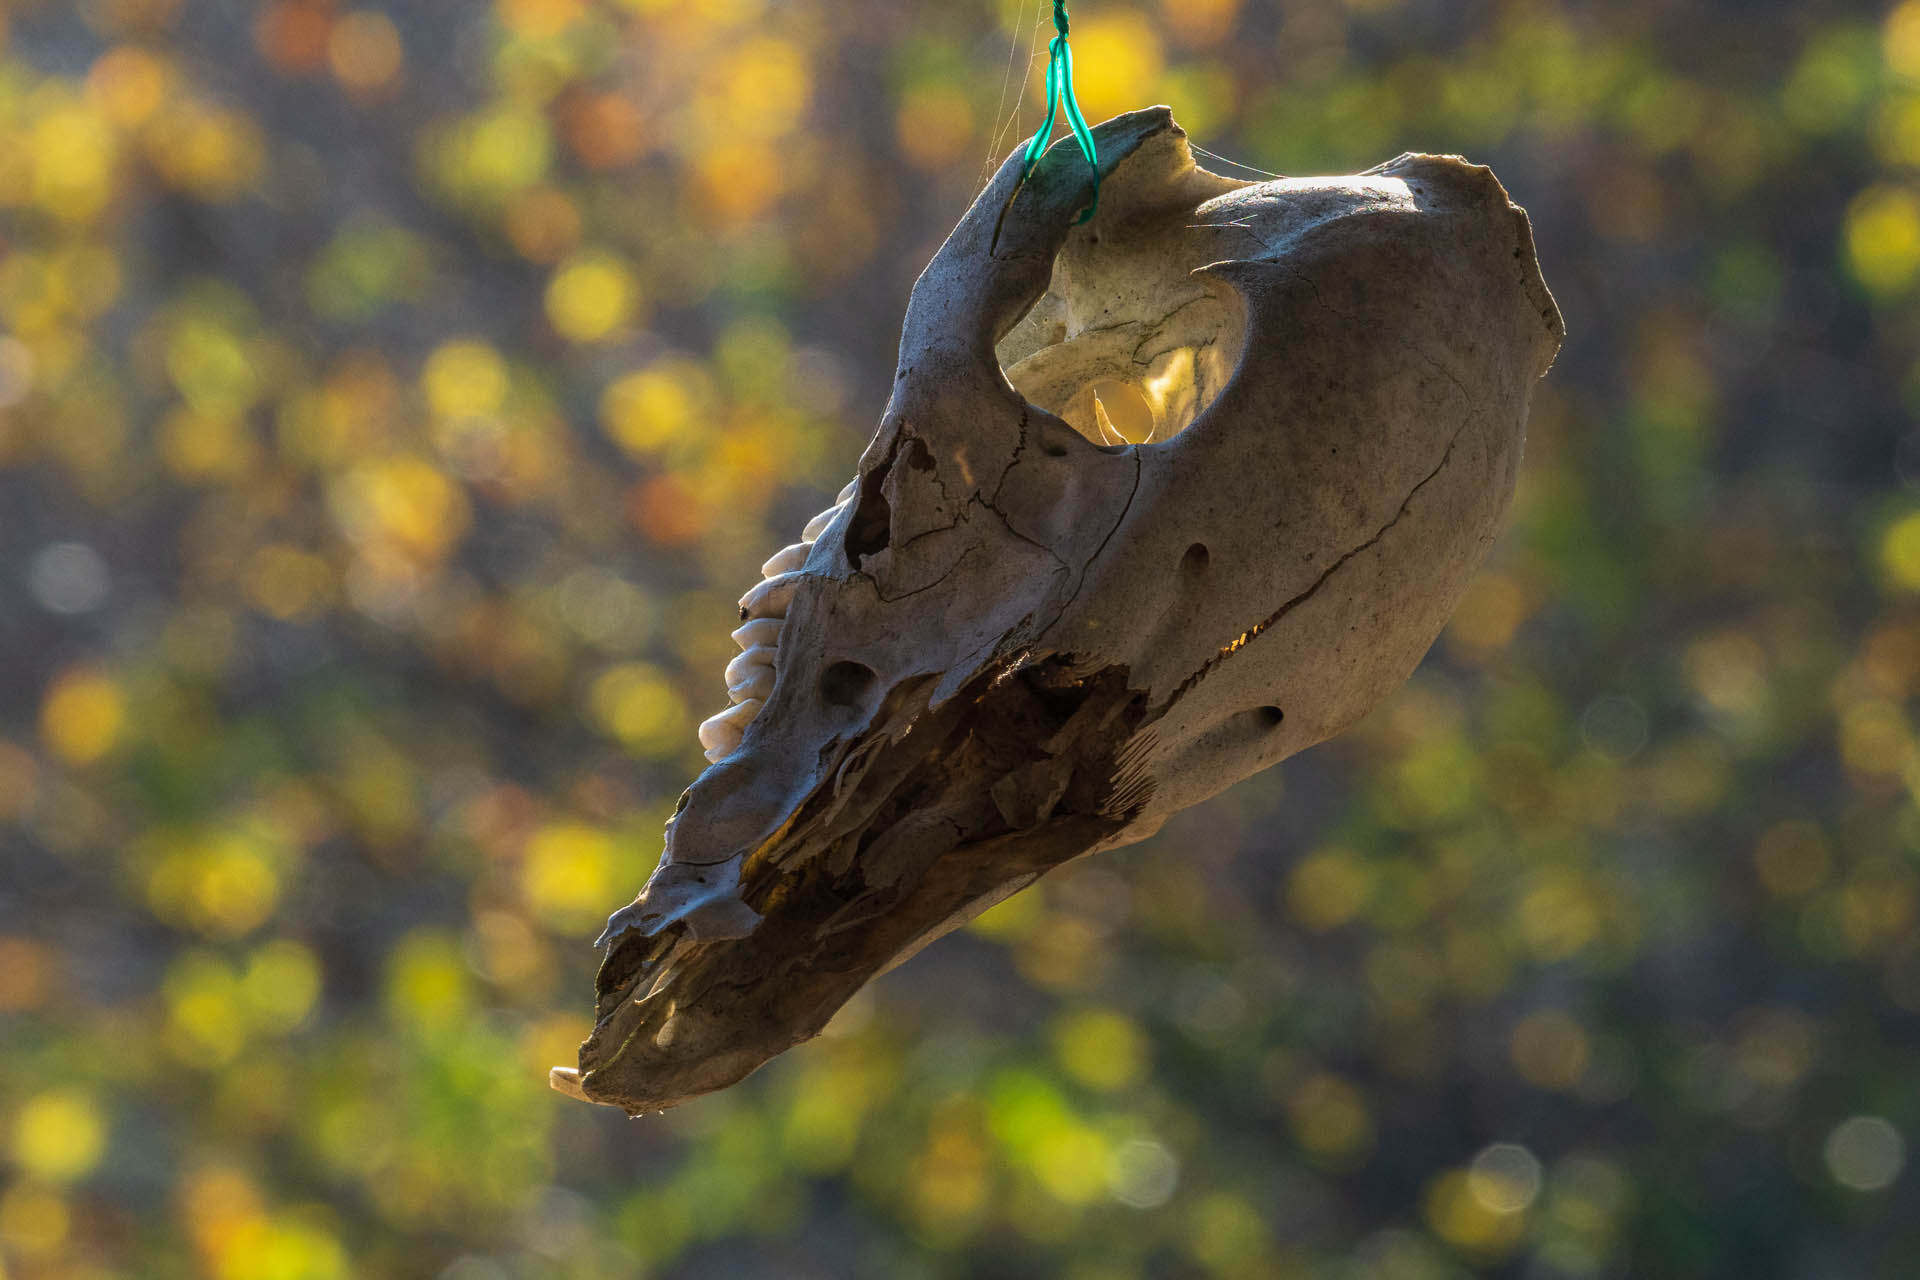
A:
[[554, 108, 1563, 1114]]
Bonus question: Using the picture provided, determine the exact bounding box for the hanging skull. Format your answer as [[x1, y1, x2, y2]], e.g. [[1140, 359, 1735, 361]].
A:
[[553, 107, 1563, 1114]]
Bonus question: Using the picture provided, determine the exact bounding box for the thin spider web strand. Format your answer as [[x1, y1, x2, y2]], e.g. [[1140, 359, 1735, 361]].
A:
[[1190, 142, 1285, 181], [980, 0, 1048, 191], [976, 1, 1029, 189]]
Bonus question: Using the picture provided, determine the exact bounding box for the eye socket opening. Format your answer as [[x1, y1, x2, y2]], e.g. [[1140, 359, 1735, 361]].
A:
[[820, 660, 877, 709], [993, 264, 1243, 450]]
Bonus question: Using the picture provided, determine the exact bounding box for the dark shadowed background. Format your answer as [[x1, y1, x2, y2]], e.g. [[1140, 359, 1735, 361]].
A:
[[1, 0, 1917, 1276]]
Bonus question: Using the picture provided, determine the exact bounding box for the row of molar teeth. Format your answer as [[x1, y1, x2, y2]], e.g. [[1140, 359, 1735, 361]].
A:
[[696, 477, 858, 763]]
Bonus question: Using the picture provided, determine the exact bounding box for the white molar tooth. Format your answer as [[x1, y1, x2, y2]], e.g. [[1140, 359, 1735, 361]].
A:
[[698, 700, 761, 761], [697, 716, 740, 760], [724, 646, 777, 690], [738, 572, 801, 621], [727, 665, 775, 703], [698, 698, 764, 762], [731, 617, 783, 651], [802, 502, 846, 543], [760, 542, 811, 579]]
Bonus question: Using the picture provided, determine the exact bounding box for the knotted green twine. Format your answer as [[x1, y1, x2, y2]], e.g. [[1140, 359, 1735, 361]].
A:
[[1020, 0, 1099, 223]]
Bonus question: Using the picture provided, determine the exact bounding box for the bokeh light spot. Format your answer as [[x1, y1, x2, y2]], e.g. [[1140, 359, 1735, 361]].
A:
[[0, 1183, 70, 1257], [256, 1, 334, 74], [545, 251, 640, 343], [31, 106, 117, 223], [10, 1090, 108, 1184], [897, 84, 976, 172], [1466, 1143, 1542, 1214], [588, 663, 689, 757], [39, 666, 125, 765], [498, 0, 586, 40], [328, 10, 404, 97], [1825, 1116, 1906, 1191], [1879, 510, 1920, 588], [1104, 1137, 1179, 1209], [86, 46, 172, 127], [1424, 1167, 1526, 1256], [1892, 1, 1920, 79], [599, 358, 712, 458], [422, 339, 510, 419], [242, 940, 323, 1033], [521, 822, 619, 936], [1051, 1008, 1146, 1091], [1846, 186, 1920, 294], [27, 542, 110, 615], [1287, 846, 1374, 931], [383, 929, 472, 1035], [1062, 13, 1164, 125]]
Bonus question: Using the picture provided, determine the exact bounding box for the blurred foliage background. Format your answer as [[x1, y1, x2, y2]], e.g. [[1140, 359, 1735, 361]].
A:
[[1, 0, 1918, 1275]]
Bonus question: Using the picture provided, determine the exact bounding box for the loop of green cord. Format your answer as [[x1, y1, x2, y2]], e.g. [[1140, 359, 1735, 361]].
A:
[[1019, 0, 1099, 223]]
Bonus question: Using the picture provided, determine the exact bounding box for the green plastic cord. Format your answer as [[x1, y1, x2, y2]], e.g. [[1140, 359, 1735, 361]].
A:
[[1020, 0, 1099, 223]]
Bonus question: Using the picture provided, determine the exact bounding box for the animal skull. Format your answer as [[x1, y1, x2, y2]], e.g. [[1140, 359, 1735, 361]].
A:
[[553, 107, 1563, 1114]]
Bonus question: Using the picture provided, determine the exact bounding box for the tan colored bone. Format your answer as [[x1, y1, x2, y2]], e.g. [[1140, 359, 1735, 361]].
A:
[[558, 107, 1563, 1115]]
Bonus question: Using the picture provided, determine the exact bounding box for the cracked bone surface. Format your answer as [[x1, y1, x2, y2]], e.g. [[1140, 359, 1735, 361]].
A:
[[552, 107, 1563, 1114]]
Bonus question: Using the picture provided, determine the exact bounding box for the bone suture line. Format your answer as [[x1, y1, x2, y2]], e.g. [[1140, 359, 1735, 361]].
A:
[[697, 478, 859, 762]]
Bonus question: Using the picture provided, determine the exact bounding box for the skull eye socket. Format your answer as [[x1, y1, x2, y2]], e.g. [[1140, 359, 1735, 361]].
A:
[[820, 660, 877, 709], [997, 297, 1238, 448], [993, 220, 1244, 451]]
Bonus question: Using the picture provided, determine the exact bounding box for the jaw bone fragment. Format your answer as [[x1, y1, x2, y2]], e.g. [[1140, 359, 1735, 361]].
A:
[[552, 106, 1564, 1114]]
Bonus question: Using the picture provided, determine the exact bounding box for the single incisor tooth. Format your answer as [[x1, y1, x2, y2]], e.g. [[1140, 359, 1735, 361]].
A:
[[739, 572, 801, 621], [836, 477, 857, 503], [760, 542, 811, 579], [698, 717, 740, 759], [724, 646, 776, 689], [731, 617, 782, 650], [727, 665, 775, 703], [802, 502, 846, 543], [713, 696, 764, 730], [697, 698, 763, 761]]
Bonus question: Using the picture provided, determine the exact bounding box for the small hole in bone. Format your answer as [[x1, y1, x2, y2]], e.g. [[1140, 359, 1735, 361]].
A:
[[1255, 706, 1284, 729], [1035, 418, 1073, 457], [820, 660, 877, 708], [1088, 378, 1156, 444], [1182, 542, 1210, 575], [844, 457, 893, 567]]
